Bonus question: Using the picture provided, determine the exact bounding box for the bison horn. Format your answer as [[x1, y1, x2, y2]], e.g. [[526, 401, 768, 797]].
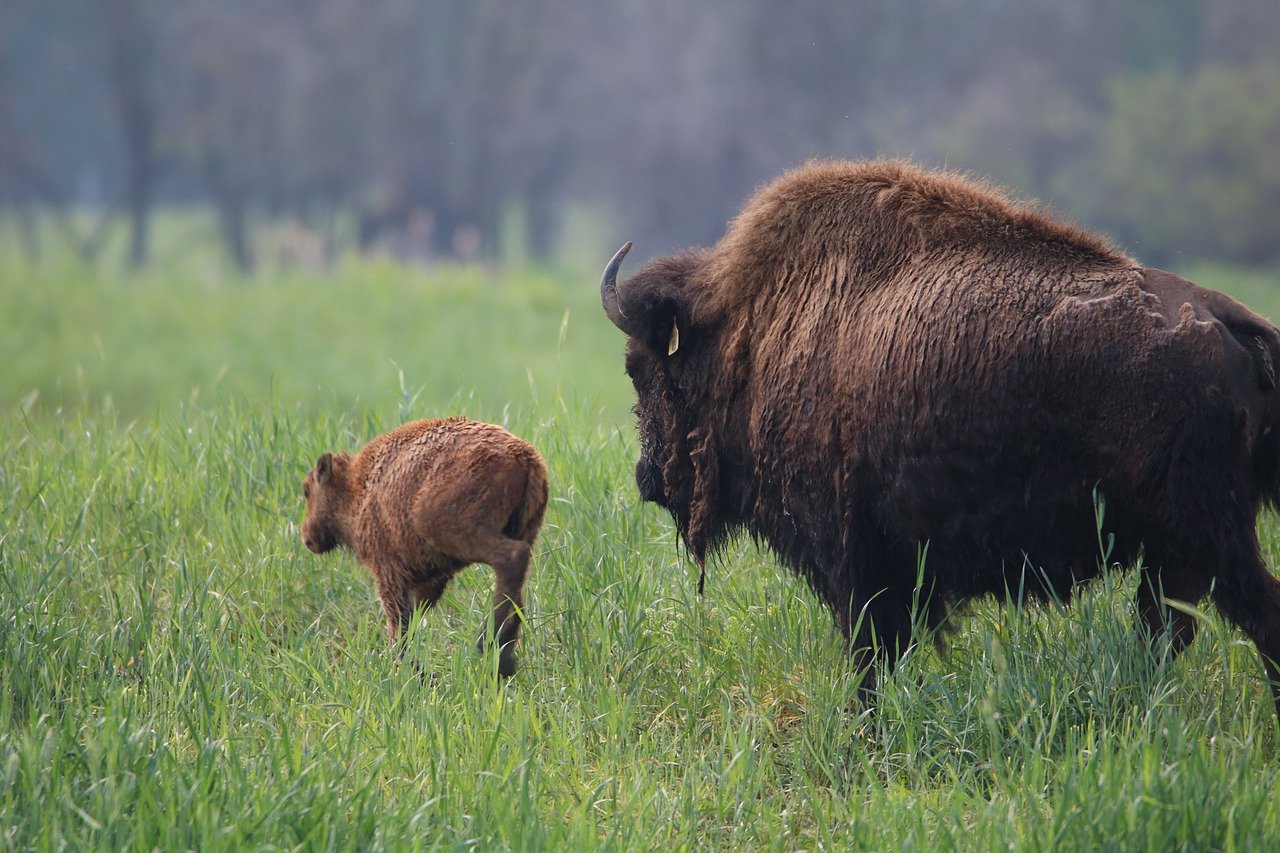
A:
[[600, 241, 633, 333]]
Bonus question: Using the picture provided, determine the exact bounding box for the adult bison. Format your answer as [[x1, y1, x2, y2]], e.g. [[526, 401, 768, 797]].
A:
[[600, 159, 1280, 718]]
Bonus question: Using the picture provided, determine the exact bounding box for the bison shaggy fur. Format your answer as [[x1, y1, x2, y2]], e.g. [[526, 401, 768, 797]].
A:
[[601, 159, 1280, 719], [301, 416, 548, 677]]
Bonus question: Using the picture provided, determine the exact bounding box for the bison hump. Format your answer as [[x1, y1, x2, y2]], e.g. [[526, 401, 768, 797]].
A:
[[701, 160, 1134, 320]]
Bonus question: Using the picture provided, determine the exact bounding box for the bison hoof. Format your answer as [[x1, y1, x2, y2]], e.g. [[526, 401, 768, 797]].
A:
[[477, 634, 519, 677]]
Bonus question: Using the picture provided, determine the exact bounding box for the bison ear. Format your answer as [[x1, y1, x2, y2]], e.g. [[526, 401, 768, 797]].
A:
[[315, 452, 334, 485], [667, 319, 680, 356]]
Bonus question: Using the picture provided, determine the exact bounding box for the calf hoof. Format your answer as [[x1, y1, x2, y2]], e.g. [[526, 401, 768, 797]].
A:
[[498, 645, 518, 678], [409, 660, 442, 686], [477, 633, 519, 677]]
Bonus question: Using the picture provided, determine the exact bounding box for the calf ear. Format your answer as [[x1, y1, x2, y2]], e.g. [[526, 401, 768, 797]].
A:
[[315, 452, 334, 485]]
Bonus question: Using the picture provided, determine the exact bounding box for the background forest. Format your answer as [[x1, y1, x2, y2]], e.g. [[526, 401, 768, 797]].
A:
[[4, 0, 1280, 272]]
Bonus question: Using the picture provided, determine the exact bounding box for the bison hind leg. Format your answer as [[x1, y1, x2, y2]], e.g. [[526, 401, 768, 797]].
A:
[[485, 535, 533, 678], [1133, 542, 1212, 661], [1209, 541, 1280, 725], [439, 525, 533, 678]]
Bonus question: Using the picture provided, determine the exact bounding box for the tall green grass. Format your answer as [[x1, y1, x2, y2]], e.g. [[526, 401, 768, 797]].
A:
[[3, 253, 1280, 848], [0, 240, 630, 422]]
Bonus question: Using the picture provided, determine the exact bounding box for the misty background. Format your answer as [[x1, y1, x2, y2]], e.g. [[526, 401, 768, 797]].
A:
[[3, 0, 1279, 273]]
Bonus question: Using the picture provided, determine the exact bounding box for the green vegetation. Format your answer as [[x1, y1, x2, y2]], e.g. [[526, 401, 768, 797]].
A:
[[4, 254, 1280, 849], [0, 216, 631, 423], [1091, 63, 1280, 267]]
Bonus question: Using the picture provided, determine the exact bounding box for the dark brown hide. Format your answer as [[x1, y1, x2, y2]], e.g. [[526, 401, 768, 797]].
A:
[[605, 159, 1280, 717], [301, 417, 548, 677]]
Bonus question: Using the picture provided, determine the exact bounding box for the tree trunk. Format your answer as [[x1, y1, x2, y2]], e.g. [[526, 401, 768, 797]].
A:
[[218, 189, 253, 273], [16, 201, 41, 260], [104, 0, 158, 268]]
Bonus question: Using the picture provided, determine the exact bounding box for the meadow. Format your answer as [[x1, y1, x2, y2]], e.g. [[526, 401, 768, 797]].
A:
[[4, 230, 1280, 849]]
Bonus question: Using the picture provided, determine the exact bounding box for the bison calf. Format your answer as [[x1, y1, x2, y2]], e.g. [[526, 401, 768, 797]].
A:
[[301, 417, 548, 677]]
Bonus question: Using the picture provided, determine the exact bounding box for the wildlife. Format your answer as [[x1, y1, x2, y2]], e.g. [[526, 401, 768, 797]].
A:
[[300, 417, 548, 677], [600, 158, 1280, 720]]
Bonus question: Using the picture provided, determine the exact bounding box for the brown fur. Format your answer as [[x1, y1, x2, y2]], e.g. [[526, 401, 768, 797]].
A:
[[605, 159, 1280, 720], [301, 417, 548, 677]]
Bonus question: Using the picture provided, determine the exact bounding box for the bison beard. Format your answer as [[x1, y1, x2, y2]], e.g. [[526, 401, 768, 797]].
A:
[[602, 159, 1280, 721]]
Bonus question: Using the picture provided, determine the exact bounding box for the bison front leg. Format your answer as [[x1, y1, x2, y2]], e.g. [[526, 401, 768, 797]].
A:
[[411, 574, 451, 613], [836, 586, 918, 704]]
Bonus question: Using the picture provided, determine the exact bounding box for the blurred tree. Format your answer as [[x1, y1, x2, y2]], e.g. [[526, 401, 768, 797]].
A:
[[928, 59, 1096, 210], [102, 0, 160, 267], [160, 0, 303, 271], [0, 4, 40, 259], [1201, 0, 1280, 64], [1092, 62, 1280, 266], [3, 0, 1280, 268], [1, 0, 121, 264]]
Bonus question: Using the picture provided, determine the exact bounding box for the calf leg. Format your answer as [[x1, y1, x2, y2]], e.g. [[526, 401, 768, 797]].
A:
[[376, 572, 414, 647], [1211, 546, 1280, 725], [486, 538, 532, 678], [436, 526, 532, 678], [411, 574, 451, 613]]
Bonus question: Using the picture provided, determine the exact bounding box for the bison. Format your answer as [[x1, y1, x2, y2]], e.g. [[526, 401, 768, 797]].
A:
[[600, 159, 1280, 719], [301, 417, 548, 677]]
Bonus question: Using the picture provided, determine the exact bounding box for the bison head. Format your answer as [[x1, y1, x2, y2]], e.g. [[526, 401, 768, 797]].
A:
[[601, 242, 730, 563], [301, 451, 351, 554]]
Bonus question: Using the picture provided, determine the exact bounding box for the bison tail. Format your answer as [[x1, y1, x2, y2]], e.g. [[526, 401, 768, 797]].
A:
[[1250, 331, 1280, 509], [506, 460, 550, 543], [1257, 413, 1280, 511]]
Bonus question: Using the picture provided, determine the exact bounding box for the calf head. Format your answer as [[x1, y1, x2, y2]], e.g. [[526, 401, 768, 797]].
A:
[[301, 451, 351, 554]]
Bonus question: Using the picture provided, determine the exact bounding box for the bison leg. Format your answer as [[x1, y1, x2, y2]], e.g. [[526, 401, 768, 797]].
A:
[[1210, 544, 1280, 724], [411, 574, 451, 613], [436, 525, 532, 678], [485, 537, 533, 678], [1135, 547, 1211, 660], [375, 573, 414, 647], [837, 590, 917, 702]]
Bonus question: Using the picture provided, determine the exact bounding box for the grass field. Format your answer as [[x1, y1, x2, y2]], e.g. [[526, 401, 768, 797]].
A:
[[4, 244, 1280, 849]]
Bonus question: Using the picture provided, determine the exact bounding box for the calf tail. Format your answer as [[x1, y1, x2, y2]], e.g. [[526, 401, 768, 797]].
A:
[[506, 454, 549, 544]]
